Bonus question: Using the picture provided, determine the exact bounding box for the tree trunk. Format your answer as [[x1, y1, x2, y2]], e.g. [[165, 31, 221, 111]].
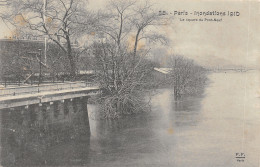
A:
[[174, 86, 177, 100], [67, 52, 76, 79], [66, 35, 76, 80], [133, 29, 141, 68]]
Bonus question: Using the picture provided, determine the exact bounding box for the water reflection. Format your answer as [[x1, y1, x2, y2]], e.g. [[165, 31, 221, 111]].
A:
[[0, 98, 90, 166], [85, 88, 204, 167], [87, 71, 260, 167]]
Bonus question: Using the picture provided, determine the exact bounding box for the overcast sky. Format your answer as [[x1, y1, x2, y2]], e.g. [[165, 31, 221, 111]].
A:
[[0, 0, 259, 68]]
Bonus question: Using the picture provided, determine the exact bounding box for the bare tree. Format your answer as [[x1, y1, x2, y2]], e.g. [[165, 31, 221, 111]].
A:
[[130, 1, 168, 64], [6, 0, 93, 79], [168, 56, 207, 100], [89, 0, 169, 118], [96, 0, 168, 65]]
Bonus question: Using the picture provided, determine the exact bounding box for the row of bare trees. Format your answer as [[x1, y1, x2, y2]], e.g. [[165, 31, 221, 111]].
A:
[[1, 0, 208, 116], [2, 0, 96, 78], [1, 0, 170, 117], [2, 0, 168, 77]]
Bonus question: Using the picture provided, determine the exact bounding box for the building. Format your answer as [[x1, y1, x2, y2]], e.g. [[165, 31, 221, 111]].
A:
[[0, 37, 64, 82]]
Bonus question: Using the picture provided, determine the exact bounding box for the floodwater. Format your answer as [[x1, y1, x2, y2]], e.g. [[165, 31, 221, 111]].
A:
[[1, 71, 260, 166], [86, 71, 260, 167]]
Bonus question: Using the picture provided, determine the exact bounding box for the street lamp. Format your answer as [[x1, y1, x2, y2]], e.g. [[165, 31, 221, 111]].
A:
[[38, 49, 42, 85]]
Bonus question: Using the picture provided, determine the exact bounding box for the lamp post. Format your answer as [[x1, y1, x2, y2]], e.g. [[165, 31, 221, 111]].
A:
[[38, 49, 42, 85]]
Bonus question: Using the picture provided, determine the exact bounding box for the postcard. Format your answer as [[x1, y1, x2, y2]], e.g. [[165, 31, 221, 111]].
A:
[[0, 0, 259, 166]]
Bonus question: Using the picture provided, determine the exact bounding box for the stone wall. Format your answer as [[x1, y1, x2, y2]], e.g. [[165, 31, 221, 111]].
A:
[[0, 96, 90, 166]]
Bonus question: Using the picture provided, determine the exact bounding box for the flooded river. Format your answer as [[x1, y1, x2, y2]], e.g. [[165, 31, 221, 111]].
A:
[[1, 71, 260, 166], [85, 71, 260, 167]]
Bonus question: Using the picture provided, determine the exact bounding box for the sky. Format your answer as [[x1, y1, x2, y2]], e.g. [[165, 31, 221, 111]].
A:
[[0, 0, 259, 68]]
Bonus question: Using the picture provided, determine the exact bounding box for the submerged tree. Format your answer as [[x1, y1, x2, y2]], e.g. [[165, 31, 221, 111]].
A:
[[89, 0, 169, 118], [168, 56, 207, 100]]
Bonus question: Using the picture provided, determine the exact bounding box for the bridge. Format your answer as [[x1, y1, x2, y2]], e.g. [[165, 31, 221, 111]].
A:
[[208, 68, 250, 73], [0, 82, 101, 166], [0, 81, 100, 109]]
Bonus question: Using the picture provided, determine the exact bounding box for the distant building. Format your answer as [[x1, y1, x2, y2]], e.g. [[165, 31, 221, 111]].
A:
[[0, 36, 92, 83], [0, 38, 47, 78], [0, 37, 64, 80]]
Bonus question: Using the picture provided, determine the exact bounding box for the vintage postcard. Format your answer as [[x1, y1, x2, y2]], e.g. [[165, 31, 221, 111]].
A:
[[0, 0, 259, 166]]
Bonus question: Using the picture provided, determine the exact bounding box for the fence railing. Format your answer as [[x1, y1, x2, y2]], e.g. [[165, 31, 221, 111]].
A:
[[0, 82, 99, 97], [0, 81, 68, 87]]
